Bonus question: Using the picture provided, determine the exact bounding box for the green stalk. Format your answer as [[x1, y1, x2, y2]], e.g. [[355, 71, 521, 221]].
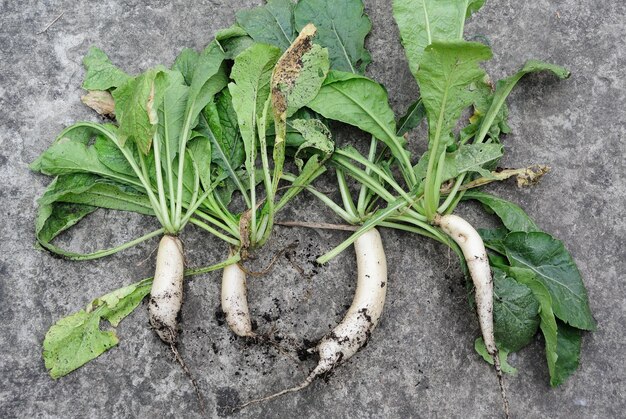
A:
[[275, 165, 326, 213], [151, 131, 172, 229], [281, 173, 358, 224], [438, 173, 466, 214], [189, 218, 240, 246], [162, 113, 177, 217], [423, 84, 451, 220], [174, 107, 196, 229], [336, 148, 413, 205], [317, 198, 407, 264], [335, 158, 394, 204], [336, 168, 358, 219], [39, 228, 165, 261], [206, 193, 240, 234], [356, 137, 378, 216], [193, 210, 239, 238], [117, 141, 168, 229], [256, 100, 275, 247], [183, 252, 241, 277]]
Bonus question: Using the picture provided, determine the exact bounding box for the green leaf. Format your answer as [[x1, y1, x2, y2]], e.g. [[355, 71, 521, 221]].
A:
[[443, 143, 502, 180], [59, 183, 154, 215], [464, 191, 541, 233], [188, 136, 212, 191], [215, 24, 255, 59], [290, 118, 334, 170], [32, 137, 134, 185], [236, 0, 296, 51], [393, 0, 485, 77], [38, 174, 101, 206], [503, 232, 596, 331], [36, 202, 97, 246], [294, 0, 371, 73], [414, 143, 502, 182], [553, 321, 582, 386], [475, 60, 570, 143], [417, 41, 492, 154], [479, 227, 508, 254], [113, 68, 163, 153], [82, 47, 131, 91], [158, 83, 190, 163], [215, 90, 245, 170], [93, 135, 135, 177], [43, 278, 152, 378], [186, 43, 228, 117], [308, 71, 405, 155], [474, 337, 517, 375], [229, 43, 281, 175], [194, 94, 247, 199], [397, 98, 426, 136], [508, 267, 559, 386], [172, 48, 199, 85], [492, 268, 540, 352]]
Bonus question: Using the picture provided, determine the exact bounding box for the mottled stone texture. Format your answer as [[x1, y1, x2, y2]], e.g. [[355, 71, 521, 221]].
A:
[[1, 0, 624, 417]]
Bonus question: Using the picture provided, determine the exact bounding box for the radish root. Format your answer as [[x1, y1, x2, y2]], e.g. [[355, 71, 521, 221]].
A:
[[148, 235, 204, 412], [149, 235, 184, 344], [221, 243, 298, 338], [434, 214, 509, 418], [234, 228, 387, 411]]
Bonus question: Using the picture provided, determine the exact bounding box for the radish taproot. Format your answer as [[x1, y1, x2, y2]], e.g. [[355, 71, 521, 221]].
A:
[[148, 235, 185, 344], [236, 228, 387, 410], [221, 260, 256, 338], [433, 213, 509, 417]]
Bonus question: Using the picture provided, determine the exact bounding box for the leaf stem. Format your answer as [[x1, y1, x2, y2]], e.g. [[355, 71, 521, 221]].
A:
[[39, 228, 165, 260]]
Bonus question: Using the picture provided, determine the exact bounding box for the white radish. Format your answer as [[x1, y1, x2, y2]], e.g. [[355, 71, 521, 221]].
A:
[[433, 213, 509, 418], [221, 260, 256, 338], [236, 228, 387, 410], [148, 235, 184, 344], [147, 235, 205, 411]]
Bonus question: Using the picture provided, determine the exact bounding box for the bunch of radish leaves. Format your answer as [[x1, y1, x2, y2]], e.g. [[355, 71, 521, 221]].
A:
[[33, 0, 594, 390], [34, 0, 374, 379], [279, 0, 595, 387]]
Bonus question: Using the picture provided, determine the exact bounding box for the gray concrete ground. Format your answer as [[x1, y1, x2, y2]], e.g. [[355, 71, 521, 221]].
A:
[[1, 0, 624, 417]]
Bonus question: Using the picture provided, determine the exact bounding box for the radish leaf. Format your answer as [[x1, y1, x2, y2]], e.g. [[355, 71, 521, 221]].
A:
[[464, 191, 541, 233], [290, 118, 333, 171], [393, 0, 485, 77], [474, 337, 517, 375], [215, 25, 255, 59], [503, 232, 596, 331], [492, 268, 540, 352], [475, 60, 570, 143], [508, 267, 559, 385], [36, 202, 97, 247], [418, 41, 491, 153], [229, 43, 281, 178], [43, 279, 152, 378], [552, 321, 582, 387], [308, 72, 406, 158], [82, 47, 131, 91], [294, 0, 371, 74], [172, 48, 199, 85], [236, 0, 296, 51], [397, 98, 426, 136]]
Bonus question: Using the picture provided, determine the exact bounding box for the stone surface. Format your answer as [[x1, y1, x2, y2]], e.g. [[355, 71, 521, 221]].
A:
[[1, 0, 624, 417]]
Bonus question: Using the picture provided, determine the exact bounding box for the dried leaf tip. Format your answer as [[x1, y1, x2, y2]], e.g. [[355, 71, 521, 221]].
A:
[[81, 90, 115, 117]]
